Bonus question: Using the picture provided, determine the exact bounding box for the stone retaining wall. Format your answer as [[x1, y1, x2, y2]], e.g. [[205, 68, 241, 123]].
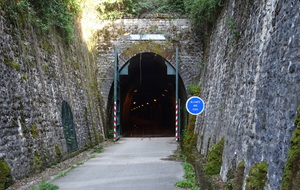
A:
[[196, 0, 300, 189]]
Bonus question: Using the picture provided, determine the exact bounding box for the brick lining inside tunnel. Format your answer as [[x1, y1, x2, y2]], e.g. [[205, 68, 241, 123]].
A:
[[107, 52, 187, 138]]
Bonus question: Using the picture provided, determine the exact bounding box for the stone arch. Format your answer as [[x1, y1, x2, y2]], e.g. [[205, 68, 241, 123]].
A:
[[106, 51, 187, 138], [118, 41, 176, 69]]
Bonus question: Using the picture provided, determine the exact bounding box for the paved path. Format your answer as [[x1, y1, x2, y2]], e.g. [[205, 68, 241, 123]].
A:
[[53, 137, 184, 190]]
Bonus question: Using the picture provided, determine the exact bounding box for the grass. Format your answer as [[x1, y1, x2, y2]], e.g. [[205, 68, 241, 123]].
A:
[[175, 155, 200, 190], [94, 147, 103, 153], [31, 181, 58, 190]]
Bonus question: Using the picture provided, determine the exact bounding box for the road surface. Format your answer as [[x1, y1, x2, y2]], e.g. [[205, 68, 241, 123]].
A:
[[53, 137, 184, 190]]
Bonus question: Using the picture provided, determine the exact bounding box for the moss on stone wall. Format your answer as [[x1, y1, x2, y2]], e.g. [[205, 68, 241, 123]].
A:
[[188, 83, 201, 96], [55, 144, 62, 159], [30, 124, 39, 138], [203, 137, 225, 175], [0, 159, 12, 190], [182, 115, 198, 161], [232, 160, 245, 190], [33, 152, 42, 172], [246, 161, 268, 190], [281, 104, 300, 190], [226, 160, 245, 190], [3, 60, 20, 71]]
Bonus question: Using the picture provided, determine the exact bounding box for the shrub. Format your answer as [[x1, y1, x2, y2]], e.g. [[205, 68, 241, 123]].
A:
[[5, 0, 79, 43], [183, 0, 225, 35]]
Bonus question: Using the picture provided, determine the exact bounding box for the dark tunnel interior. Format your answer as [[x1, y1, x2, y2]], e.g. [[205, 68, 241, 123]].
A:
[[108, 52, 187, 138], [120, 53, 175, 137]]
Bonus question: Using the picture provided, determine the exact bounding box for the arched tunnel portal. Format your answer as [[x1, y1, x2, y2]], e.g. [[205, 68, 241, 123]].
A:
[[108, 52, 187, 138]]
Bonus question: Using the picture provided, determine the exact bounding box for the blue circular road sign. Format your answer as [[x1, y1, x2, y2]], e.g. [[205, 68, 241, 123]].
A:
[[186, 96, 205, 115]]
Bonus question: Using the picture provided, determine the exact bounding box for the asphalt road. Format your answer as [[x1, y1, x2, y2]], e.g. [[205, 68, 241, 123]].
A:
[[53, 137, 184, 190]]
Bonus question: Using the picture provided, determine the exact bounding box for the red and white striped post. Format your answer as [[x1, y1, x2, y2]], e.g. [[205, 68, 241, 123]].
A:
[[113, 102, 117, 141], [175, 48, 179, 141], [175, 101, 179, 141]]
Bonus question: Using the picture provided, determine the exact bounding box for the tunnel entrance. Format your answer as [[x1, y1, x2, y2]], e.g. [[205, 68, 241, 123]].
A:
[[120, 53, 176, 137], [108, 52, 187, 138]]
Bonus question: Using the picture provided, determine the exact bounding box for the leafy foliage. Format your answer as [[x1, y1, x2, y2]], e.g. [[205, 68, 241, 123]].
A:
[[175, 156, 199, 189], [183, 0, 225, 35], [97, 0, 185, 19], [5, 0, 79, 43]]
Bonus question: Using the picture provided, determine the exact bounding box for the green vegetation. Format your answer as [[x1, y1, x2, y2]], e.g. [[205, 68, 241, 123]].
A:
[[246, 161, 268, 190], [33, 152, 43, 172], [5, 0, 79, 43], [175, 156, 199, 190], [182, 115, 198, 160], [179, 115, 200, 189], [184, 0, 225, 35], [281, 104, 300, 190], [4, 60, 21, 71], [188, 84, 201, 96], [31, 124, 39, 138], [225, 18, 240, 46], [53, 161, 84, 180], [226, 160, 245, 190], [31, 181, 58, 190], [20, 75, 27, 81], [203, 137, 224, 175], [43, 64, 50, 73], [97, 0, 185, 20], [54, 144, 62, 159], [233, 160, 245, 190], [94, 147, 103, 153], [108, 129, 114, 140], [0, 159, 12, 190]]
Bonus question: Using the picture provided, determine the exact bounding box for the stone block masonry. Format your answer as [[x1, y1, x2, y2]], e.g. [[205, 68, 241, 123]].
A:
[[94, 19, 202, 108], [196, 0, 300, 189], [0, 12, 105, 182]]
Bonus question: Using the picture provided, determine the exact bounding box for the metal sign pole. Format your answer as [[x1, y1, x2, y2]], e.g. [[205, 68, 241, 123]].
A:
[[113, 49, 119, 141], [175, 48, 179, 141]]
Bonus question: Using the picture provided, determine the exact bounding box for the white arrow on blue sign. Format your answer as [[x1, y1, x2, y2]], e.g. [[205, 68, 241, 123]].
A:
[[186, 96, 205, 115]]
